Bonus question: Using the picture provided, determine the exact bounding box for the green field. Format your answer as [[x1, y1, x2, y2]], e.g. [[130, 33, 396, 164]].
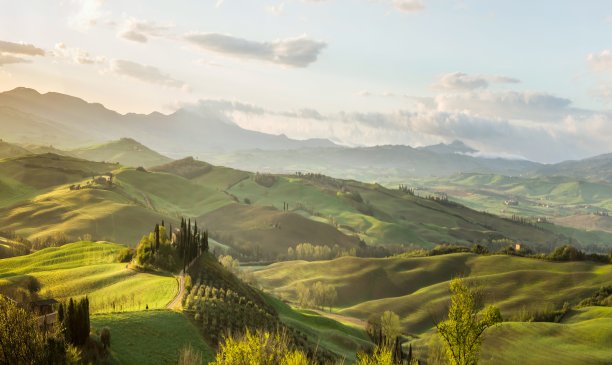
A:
[[91, 310, 214, 364], [478, 308, 612, 365], [0, 241, 177, 313], [263, 295, 371, 362], [407, 173, 612, 233], [253, 254, 612, 334], [71, 138, 173, 168]]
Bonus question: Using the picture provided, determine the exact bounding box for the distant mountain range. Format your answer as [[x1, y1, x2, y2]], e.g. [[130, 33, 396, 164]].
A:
[[0, 87, 337, 156], [0, 87, 611, 182]]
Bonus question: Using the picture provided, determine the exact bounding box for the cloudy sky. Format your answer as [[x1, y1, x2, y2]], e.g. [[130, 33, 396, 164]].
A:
[[0, 0, 611, 162]]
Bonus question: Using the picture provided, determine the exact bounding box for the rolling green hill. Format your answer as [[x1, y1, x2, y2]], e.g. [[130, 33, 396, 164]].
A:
[[408, 173, 612, 218], [253, 254, 612, 334], [1, 152, 608, 258], [0, 139, 31, 159], [91, 310, 215, 365], [71, 138, 173, 168], [478, 307, 612, 365], [0, 241, 177, 313]]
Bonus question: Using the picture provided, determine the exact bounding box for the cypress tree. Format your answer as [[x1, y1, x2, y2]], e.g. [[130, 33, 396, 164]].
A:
[[155, 223, 160, 251], [58, 302, 64, 324]]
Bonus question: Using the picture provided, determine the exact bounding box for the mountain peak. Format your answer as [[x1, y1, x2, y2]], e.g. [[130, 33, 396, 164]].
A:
[[419, 140, 478, 155]]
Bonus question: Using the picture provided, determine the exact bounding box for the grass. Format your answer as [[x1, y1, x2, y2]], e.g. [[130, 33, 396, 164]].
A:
[[254, 254, 612, 334], [263, 294, 371, 362], [0, 241, 177, 313], [91, 310, 214, 365], [70, 138, 172, 168], [479, 314, 612, 364]]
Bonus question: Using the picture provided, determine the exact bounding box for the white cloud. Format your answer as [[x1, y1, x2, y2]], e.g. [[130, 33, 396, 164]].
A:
[[0, 54, 29, 66], [434, 72, 520, 91], [434, 90, 572, 121], [118, 18, 174, 43], [0, 40, 45, 56], [392, 0, 424, 13], [184, 33, 326, 67], [111, 59, 188, 90], [266, 3, 285, 15], [69, 0, 110, 31], [52, 43, 105, 65], [587, 50, 612, 74]]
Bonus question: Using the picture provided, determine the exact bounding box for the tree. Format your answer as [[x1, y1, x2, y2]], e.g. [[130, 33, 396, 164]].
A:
[[100, 327, 111, 350], [0, 295, 45, 364], [435, 278, 502, 365], [380, 311, 401, 347]]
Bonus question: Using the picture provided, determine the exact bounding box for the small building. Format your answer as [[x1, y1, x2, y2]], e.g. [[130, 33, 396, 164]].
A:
[[515, 243, 522, 252], [504, 199, 519, 206], [30, 298, 58, 316]]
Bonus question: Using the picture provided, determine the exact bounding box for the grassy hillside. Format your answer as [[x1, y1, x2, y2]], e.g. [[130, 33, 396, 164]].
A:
[[408, 173, 612, 218], [0, 139, 31, 159], [478, 308, 612, 365], [151, 157, 250, 190], [0, 153, 117, 203], [0, 183, 170, 245], [228, 174, 581, 250], [263, 294, 371, 362], [91, 310, 214, 365], [253, 254, 612, 334], [71, 138, 173, 168], [0, 241, 177, 312], [200, 203, 362, 256], [552, 214, 612, 234]]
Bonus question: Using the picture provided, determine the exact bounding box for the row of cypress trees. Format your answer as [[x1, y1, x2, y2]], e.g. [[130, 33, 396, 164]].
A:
[[57, 297, 90, 346]]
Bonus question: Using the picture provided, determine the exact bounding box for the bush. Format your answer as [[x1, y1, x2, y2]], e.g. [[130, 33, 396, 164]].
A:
[[471, 244, 489, 255], [179, 344, 203, 365], [430, 244, 470, 256], [116, 248, 134, 263], [578, 286, 612, 307], [548, 245, 585, 261], [212, 329, 314, 365], [356, 345, 396, 365], [100, 327, 111, 350]]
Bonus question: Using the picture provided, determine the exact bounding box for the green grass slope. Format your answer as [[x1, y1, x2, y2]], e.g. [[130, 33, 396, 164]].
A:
[[0, 241, 177, 312], [480, 313, 612, 365], [71, 138, 172, 168], [254, 254, 612, 334], [264, 294, 371, 362], [0, 184, 171, 245], [0, 139, 31, 159], [199, 203, 362, 256], [229, 174, 577, 249], [91, 310, 214, 365], [409, 173, 612, 217]]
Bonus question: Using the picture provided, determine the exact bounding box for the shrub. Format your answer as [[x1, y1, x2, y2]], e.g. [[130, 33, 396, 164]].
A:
[[116, 248, 134, 263], [212, 329, 314, 365], [178, 344, 203, 365], [471, 244, 489, 255], [356, 345, 396, 365], [548, 245, 584, 261], [100, 327, 111, 350]]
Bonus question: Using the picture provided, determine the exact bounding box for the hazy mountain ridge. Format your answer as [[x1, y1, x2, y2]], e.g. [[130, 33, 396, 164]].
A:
[[0, 87, 338, 155], [1, 87, 610, 183]]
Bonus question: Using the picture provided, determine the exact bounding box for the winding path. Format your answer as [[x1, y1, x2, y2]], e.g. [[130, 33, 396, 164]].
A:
[[166, 255, 201, 310]]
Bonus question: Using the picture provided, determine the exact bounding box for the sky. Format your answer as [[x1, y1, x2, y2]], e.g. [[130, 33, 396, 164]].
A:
[[0, 0, 611, 162]]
